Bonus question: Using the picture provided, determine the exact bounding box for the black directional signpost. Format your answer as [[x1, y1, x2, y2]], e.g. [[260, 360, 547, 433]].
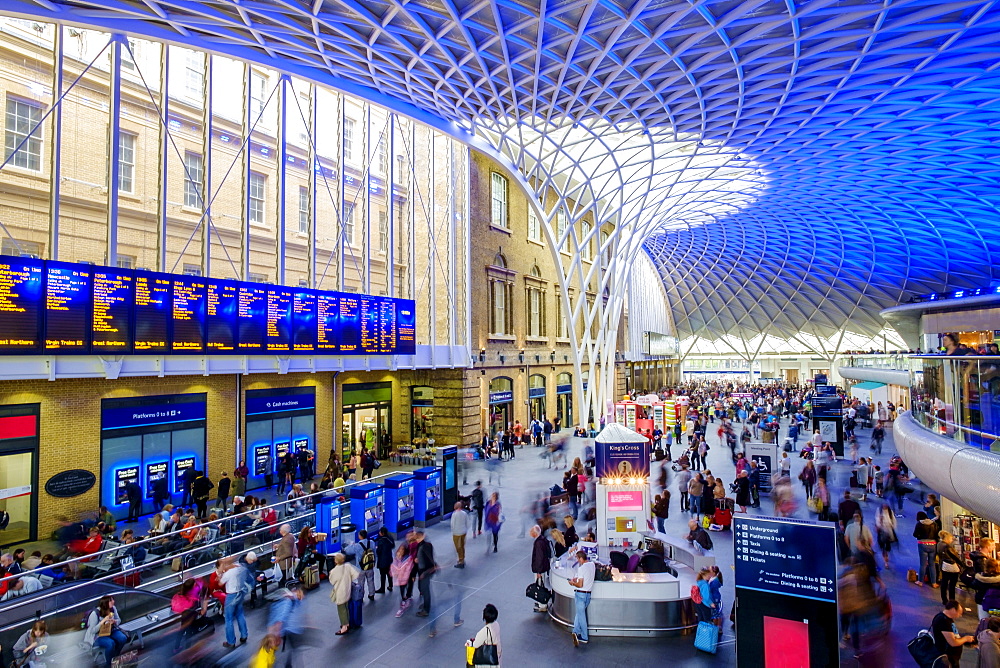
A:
[[734, 515, 841, 667]]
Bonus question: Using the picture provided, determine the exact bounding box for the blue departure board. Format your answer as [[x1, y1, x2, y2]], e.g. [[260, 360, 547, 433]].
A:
[[133, 271, 171, 352], [44, 261, 90, 352], [292, 291, 317, 353], [0, 255, 416, 356], [316, 293, 338, 351], [0, 257, 43, 352], [171, 276, 206, 353], [206, 279, 238, 352], [265, 287, 293, 353], [339, 295, 361, 353], [92, 269, 134, 353], [237, 284, 267, 352]]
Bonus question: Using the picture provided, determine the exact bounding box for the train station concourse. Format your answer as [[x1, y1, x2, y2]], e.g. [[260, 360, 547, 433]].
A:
[[0, 0, 999, 665]]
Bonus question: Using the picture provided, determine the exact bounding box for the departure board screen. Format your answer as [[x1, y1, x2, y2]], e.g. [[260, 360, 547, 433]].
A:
[[316, 293, 338, 351], [0, 257, 43, 352], [292, 291, 317, 353], [206, 279, 238, 352], [265, 288, 293, 353], [171, 276, 206, 353], [339, 295, 361, 353], [92, 269, 133, 353], [44, 261, 90, 352], [133, 271, 171, 352], [0, 255, 416, 356], [237, 285, 267, 352]]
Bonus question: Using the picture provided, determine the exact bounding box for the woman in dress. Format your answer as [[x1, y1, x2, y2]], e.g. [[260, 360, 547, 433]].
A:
[[733, 470, 751, 514]]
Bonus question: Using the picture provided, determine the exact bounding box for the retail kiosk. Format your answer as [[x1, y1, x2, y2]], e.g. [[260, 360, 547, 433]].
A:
[[383, 473, 415, 536], [413, 466, 443, 527]]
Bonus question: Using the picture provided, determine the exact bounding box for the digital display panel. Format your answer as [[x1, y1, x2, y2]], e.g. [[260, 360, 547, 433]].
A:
[[173, 457, 196, 494], [0, 257, 43, 352], [171, 276, 206, 352], [92, 269, 133, 352], [253, 444, 271, 476], [44, 261, 91, 352], [265, 287, 293, 353], [145, 462, 168, 499], [0, 256, 416, 356], [206, 279, 238, 352], [115, 466, 139, 505], [237, 285, 267, 352], [133, 271, 171, 352]]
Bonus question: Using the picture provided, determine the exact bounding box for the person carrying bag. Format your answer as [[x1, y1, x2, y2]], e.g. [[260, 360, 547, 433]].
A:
[[467, 603, 501, 667]]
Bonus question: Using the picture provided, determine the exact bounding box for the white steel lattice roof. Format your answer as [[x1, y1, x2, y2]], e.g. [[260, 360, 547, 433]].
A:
[[8, 0, 1000, 339]]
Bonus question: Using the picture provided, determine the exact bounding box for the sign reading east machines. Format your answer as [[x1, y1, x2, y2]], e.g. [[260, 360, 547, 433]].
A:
[[0, 255, 417, 355], [734, 515, 840, 667]]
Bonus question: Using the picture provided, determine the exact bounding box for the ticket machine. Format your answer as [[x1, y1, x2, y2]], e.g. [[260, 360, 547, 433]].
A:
[[383, 473, 415, 536], [349, 483, 385, 538], [316, 497, 345, 555], [413, 466, 442, 527]]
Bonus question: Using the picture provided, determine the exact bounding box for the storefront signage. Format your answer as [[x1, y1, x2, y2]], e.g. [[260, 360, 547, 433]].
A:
[[102, 401, 206, 430], [595, 440, 650, 479], [556, 384, 572, 395], [145, 462, 168, 499], [44, 469, 95, 498], [245, 392, 316, 415], [254, 444, 271, 476], [115, 466, 139, 504], [606, 490, 644, 511], [173, 457, 195, 494], [528, 387, 546, 399], [489, 391, 513, 405]]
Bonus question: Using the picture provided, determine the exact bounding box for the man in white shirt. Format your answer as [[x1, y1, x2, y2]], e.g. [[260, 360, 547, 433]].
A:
[[450, 501, 469, 568], [568, 550, 596, 646], [219, 558, 249, 648]]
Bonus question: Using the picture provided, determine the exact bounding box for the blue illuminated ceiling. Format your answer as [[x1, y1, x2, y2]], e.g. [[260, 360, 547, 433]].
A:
[[6, 0, 1000, 339]]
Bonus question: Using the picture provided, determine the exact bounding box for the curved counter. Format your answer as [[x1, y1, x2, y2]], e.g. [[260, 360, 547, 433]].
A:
[[547, 536, 714, 637]]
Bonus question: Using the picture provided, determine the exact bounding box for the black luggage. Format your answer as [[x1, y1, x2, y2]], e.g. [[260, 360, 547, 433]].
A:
[[526, 581, 551, 604]]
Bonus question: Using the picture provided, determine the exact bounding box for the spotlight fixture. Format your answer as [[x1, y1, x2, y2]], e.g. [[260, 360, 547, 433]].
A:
[[479, 348, 486, 363]]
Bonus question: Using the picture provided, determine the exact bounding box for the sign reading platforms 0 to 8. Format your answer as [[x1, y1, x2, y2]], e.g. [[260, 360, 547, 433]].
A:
[[733, 516, 840, 667], [0, 256, 416, 355]]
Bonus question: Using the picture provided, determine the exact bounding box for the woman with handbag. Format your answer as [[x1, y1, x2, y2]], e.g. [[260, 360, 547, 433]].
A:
[[468, 603, 501, 667], [329, 552, 360, 636], [938, 530, 963, 604]]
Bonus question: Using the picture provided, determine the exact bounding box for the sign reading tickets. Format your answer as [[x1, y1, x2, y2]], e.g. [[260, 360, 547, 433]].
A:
[[595, 440, 650, 479]]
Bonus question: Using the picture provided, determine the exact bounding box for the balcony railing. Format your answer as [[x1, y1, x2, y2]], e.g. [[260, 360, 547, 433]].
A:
[[839, 353, 921, 373], [909, 355, 1000, 452]]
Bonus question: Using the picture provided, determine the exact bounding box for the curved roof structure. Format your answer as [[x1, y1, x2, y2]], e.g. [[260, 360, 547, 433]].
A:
[[8, 0, 1000, 340]]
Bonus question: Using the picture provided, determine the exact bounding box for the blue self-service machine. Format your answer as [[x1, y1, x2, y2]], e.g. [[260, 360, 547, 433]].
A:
[[316, 496, 345, 555], [349, 482, 385, 539], [383, 473, 415, 536], [413, 466, 442, 527]]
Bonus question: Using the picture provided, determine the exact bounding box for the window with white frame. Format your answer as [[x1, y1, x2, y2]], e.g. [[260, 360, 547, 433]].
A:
[[343, 118, 355, 161], [118, 132, 136, 193], [601, 229, 610, 267], [116, 254, 135, 269], [182, 263, 202, 276], [488, 253, 512, 335], [249, 172, 266, 225], [378, 210, 388, 252], [556, 209, 566, 242], [396, 154, 406, 178], [121, 39, 137, 71], [492, 281, 509, 335], [183, 151, 203, 208], [4, 98, 43, 171], [343, 202, 355, 244], [183, 51, 204, 99], [581, 221, 592, 260], [528, 209, 540, 242], [490, 172, 508, 228], [298, 186, 309, 233], [249, 71, 266, 122], [556, 292, 569, 338], [525, 266, 546, 337], [377, 137, 388, 174]]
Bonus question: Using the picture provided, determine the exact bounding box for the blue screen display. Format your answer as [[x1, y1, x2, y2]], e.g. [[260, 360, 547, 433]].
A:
[[734, 516, 838, 603], [0, 255, 416, 355]]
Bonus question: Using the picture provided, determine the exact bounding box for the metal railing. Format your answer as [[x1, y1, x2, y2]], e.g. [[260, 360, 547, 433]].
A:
[[839, 353, 920, 373], [909, 355, 1000, 452]]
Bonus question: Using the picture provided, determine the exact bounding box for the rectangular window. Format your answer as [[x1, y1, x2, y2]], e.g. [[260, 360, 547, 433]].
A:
[[249, 172, 266, 225], [183, 151, 203, 209], [557, 294, 568, 338], [343, 203, 355, 244], [249, 71, 266, 122], [248, 272, 268, 283], [378, 210, 388, 252], [343, 118, 355, 161], [118, 132, 136, 193], [0, 239, 42, 258], [377, 137, 388, 174], [492, 281, 507, 335], [601, 230, 610, 267], [396, 154, 406, 179], [298, 186, 309, 233], [184, 51, 204, 99], [4, 98, 43, 171], [491, 172, 508, 228], [556, 209, 566, 242], [121, 40, 137, 71], [528, 210, 540, 242], [182, 263, 202, 276], [116, 254, 136, 269], [528, 288, 542, 336], [581, 221, 592, 260]]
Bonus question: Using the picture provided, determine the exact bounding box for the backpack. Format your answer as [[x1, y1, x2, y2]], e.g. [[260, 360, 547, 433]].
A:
[[690, 584, 703, 604], [360, 540, 375, 571]]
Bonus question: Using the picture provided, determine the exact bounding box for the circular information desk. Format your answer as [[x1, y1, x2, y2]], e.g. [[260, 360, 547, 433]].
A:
[[547, 531, 716, 637]]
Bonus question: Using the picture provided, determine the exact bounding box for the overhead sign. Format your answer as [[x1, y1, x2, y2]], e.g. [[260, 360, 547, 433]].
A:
[[245, 390, 316, 415], [643, 331, 679, 357], [102, 398, 207, 430], [489, 391, 513, 405], [595, 440, 650, 479]]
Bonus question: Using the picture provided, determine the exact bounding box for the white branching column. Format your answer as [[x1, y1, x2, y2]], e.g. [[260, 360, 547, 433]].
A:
[[477, 118, 764, 425]]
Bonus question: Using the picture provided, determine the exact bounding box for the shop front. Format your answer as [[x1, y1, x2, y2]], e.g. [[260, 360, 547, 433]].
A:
[[556, 373, 573, 429], [100, 393, 207, 520], [245, 386, 316, 492], [342, 382, 392, 460], [0, 404, 39, 547], [411, 386, 434, 447], [529, 374, 546, 422], [488, 377, 513, 435]]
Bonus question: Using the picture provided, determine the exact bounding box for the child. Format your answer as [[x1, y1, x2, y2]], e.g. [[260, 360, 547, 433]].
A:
[[250, 634, 279, 668], [874, 466, 884, 497]]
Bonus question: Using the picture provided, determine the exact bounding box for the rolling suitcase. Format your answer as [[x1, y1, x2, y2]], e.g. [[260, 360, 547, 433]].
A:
[[694, 621, 718, 654], [712, 508, 733, 529], [302, 564, 320, 591], [849, 471, 860, 488], [348, 598, 363, 629]]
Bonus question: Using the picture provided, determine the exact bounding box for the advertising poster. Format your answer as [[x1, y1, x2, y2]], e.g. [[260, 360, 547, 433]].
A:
[[173, 457, 195, 494], [145, 462, 168, 499], [254, 444, 271, 476], [595, 436, 650, 479], [115, 466, 139, 505]]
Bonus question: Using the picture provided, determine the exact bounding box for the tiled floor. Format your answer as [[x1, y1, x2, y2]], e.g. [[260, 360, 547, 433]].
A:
[[130, 419, 982, 667]]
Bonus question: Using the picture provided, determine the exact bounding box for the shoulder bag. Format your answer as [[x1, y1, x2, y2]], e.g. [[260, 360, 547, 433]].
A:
[[471, 627, 500, 666]]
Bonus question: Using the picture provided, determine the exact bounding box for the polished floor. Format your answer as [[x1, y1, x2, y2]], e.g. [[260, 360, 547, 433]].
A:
[[135, 419, 981, 667]]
